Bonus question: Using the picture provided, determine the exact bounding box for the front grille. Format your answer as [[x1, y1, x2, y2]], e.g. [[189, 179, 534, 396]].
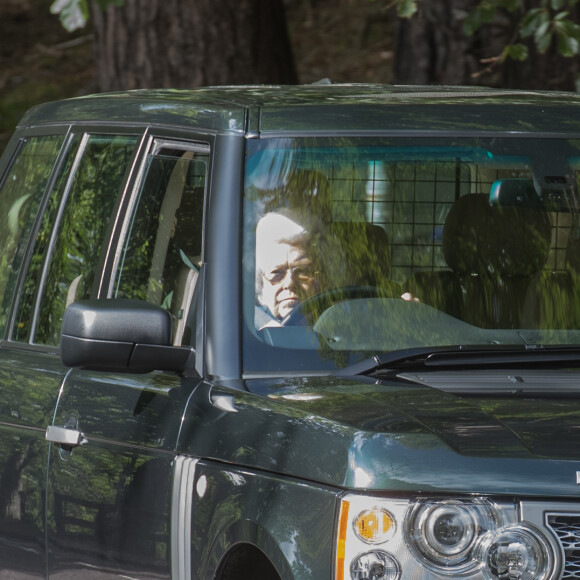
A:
[[548, 515, 580, 579]]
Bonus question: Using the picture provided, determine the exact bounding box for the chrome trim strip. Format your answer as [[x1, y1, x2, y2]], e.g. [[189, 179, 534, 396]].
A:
[[171, 455, 198, 580]]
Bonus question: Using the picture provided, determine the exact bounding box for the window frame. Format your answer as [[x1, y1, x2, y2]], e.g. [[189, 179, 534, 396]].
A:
[[6, 126, 145, 346], [1, 126, 72, 343], [2, 124, 219, 378], [110, 137, 211, 349], [241, 134, 580, 374]]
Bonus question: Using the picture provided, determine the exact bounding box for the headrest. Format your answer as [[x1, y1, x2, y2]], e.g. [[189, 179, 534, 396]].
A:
[[328, 222, 390, 285], [443, 193, 551, 277]]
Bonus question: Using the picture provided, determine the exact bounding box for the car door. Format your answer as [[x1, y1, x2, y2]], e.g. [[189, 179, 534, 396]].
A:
[[0, 132, 71, 579], [0, 129, 142, 578], [43, 137, 210, 578]]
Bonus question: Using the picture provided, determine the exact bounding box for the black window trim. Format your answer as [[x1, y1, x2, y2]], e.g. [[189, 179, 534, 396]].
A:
[[21, 127, 144, 345], [4, 127, 73, 344]]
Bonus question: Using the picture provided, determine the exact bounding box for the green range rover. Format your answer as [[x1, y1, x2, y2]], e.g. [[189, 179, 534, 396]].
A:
[[1, 84, 580, 580]]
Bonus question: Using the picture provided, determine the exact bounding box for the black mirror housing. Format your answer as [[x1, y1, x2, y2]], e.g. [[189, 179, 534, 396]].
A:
[[61, 299, 194, 373]]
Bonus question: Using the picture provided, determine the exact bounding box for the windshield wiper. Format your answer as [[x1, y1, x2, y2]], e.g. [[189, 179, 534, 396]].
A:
[[334, 346, 452, 376], [336, 345, 580, 377], [423, 345, 580, 367]]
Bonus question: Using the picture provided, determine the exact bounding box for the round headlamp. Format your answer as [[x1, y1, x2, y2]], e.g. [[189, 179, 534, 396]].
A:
[[350, 550, 400, 580], [406, 499, 501, 575], [476, 525, 553, 580]]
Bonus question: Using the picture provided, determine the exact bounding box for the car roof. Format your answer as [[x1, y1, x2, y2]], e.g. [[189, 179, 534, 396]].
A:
[[18, 83, 580, 136]]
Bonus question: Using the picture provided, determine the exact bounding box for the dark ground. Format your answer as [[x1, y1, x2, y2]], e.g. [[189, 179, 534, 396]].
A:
[[0, 0, 395, 152]]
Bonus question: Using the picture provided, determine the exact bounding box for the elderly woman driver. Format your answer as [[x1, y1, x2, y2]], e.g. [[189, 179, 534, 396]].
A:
[[255, 209, 322, 329]]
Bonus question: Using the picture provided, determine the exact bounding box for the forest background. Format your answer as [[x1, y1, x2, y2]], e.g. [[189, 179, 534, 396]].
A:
[[1, 0, 580, 154]]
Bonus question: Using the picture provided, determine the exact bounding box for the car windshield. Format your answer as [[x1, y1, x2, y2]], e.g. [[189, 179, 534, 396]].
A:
[[242, 136, 580, 373]]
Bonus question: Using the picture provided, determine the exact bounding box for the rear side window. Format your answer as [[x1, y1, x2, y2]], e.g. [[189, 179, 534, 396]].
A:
[[0, 135, 65, 334], [14, 134, 138, 345]]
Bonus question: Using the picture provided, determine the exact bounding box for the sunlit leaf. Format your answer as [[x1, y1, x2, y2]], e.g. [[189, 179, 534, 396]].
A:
[[50, 0, 89, 31], [501, 43, 529, 61], [554, 10, 570, 19], [534, 21, 552, 52], [557, 28, 580, 55], [559, 18, 580, 39], [520, 8, 549, 37], [397, 0, 418, 18]]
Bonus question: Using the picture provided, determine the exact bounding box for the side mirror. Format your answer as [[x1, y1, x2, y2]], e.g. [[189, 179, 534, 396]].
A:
[[61, 299, 194, 373]]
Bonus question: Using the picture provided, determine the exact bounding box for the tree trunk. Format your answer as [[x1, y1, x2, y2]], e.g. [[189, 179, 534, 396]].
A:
[[394, 0, 580, 91], [90, 0, 297, 92], [393, 0, 480, 86]]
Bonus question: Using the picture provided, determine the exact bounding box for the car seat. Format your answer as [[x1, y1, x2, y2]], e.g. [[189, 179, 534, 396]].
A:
[[409, 193, 551, 328], [325, 222, 401, 296], [522, 230, 580, 329]]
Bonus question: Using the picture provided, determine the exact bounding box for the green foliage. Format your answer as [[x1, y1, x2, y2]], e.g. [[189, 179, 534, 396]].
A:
[[395, 0, 580, 62], [50, 0, 123, 31], [501, 42, 529, 61], [396, 0, 418, 18], [553, 14, 580, 56], [50, 0, 89, 32]]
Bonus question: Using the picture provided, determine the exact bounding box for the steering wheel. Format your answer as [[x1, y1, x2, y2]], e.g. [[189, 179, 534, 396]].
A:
[[282, 285, 387, 326]]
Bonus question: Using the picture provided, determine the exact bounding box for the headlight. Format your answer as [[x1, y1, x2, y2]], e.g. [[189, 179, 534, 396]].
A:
[[475, 526, 553, 580], [407, 499, 500, 573], [350, 550, 400, 580], [335, 495, 557, 580], [336, 497, 407, 580]]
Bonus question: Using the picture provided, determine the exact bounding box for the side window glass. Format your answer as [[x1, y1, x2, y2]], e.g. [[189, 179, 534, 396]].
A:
[[0, 135, 65, 333], [31, 134, 138, 345], [14, 134, 82, 341], [114, 145, 208, 346]]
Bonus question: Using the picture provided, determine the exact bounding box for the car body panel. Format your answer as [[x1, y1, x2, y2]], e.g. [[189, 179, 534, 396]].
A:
[[46, 368, 196, 578], [0, 346, 66, 579], [19, 85, 580, 137], [177, 378, 580, 497], [190, 460, 337, 580]]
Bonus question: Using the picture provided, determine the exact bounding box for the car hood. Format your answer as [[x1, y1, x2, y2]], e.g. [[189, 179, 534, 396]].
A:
[[180, 373, 580, 497]]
